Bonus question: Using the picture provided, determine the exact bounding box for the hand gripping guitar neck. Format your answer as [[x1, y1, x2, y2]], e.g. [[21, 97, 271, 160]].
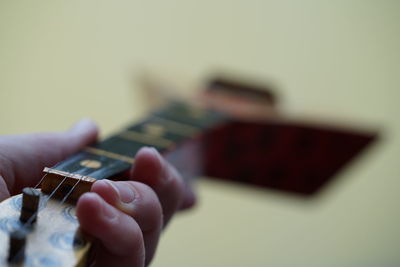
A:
[[0, 102, 225, 267]]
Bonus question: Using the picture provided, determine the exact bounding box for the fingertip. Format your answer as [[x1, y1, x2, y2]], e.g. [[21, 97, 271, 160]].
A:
[[69, 118, 99, 143], [180, 185, 197, 210], [136, 147, 162, 164], [77, 192, 145, 258], [91, 180, 119, 205], [70, 118, 98, 133], [77, 192, 102, 219], [76, 192, 102, 230], [77, 192, 119, 237], [131, 147, 164, 186]]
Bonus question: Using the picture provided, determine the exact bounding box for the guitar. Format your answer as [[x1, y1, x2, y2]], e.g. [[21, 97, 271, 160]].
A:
[[0, 101, 225, 266], [0, 77, 376, 266]]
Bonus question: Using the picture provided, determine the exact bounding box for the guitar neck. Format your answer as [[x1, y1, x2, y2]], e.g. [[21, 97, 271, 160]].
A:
[[41, 101, 226, 200]]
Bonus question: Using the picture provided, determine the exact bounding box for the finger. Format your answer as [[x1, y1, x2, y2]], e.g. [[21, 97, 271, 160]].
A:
[[0, 176, 10, 201], [130, 147, 195, 226], [90, 179, 163, 265], [179, 180, 196, 210], [0, 119, 98, 194], [76, 192, 145, 267]]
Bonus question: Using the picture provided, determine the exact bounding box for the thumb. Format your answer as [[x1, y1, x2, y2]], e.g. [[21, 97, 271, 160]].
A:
[[0, 119, 98, 194], [62, 119, 99, 157]]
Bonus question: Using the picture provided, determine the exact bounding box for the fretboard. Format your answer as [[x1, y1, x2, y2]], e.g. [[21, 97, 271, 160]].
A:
[[49, 101, 226, 181]]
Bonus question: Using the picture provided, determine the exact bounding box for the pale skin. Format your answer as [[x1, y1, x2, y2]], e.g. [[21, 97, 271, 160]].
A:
[[0, 119, 195, 267]]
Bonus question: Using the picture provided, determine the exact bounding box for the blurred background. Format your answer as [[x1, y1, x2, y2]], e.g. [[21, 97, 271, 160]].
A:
[[0, 0, 399, 266]]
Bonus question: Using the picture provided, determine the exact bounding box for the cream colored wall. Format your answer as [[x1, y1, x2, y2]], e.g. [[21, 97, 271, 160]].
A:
[[0, 1, 399, 266]]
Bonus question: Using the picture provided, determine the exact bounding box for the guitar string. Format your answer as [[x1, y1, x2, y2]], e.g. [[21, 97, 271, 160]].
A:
[[9, 174, 70, 262], [41, 162, 97, 208], [12, 130, 131, 260], [26, 160, 127, 261], [43, 157, 128, 244], [56, 150, 122, 204], [38, 159, 127, 251], [10, 165, 93, 261], [33, 172, 49, 189], [17, 158, 99, 231], [33, 151, 108, 199], [28, 154, 121, 228], [11, 149, 132, 260], [32, 159, 72, 189], [11, 123, 136, 260], [57, 158, 125, 206], [20, 175, 69, 229], [36, 152, 111, 211]]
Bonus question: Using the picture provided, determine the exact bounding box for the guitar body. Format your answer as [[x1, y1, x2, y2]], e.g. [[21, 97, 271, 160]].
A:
[[0, 193, 90, 267]]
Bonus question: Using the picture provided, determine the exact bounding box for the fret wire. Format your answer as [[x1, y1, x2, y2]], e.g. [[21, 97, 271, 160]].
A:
[[118, 130, 174, 148], [84, 147, 135, 164], [150, 115, 200, 136]]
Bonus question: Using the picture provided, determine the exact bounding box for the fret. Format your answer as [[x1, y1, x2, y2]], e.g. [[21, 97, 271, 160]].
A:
[[141, 123, 166, 137], [149, 115, 200, 137], [126, 119, 193, 151], [98, 136, 146, 157], [118, 130, 175, 149], [151, 102, 227, 129], [83, 147, 135, 164]]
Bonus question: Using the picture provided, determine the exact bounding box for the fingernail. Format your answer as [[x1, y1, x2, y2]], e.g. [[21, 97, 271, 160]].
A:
[[113, 182, 136, 204]]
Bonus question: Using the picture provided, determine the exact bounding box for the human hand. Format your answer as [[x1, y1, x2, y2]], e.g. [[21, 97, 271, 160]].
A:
[[0, 119, 196, 267]]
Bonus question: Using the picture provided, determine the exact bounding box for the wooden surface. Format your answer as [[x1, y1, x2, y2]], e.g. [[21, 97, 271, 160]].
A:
[[0, 1, 399, 266]]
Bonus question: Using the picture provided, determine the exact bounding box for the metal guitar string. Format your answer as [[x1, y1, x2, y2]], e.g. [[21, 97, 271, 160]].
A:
[[57, 157, 124, 206], [11, 146, 132, 261], [46, 162, 99, 206], [57, 149, 118, 202], [33, 172, 49, 189], [36, 154, 105, 203], [24, 158, 125, 253], [10, 174, 70, 262], [32, 159, 68, 189], [21, 175, 70, 228], [10, 163, 96, 261], [32, 157, 74, 189], [38, 150, 112, 211]]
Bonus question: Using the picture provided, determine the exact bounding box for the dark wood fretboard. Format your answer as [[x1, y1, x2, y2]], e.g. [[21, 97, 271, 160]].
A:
[[49, 101, 226, 181]]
